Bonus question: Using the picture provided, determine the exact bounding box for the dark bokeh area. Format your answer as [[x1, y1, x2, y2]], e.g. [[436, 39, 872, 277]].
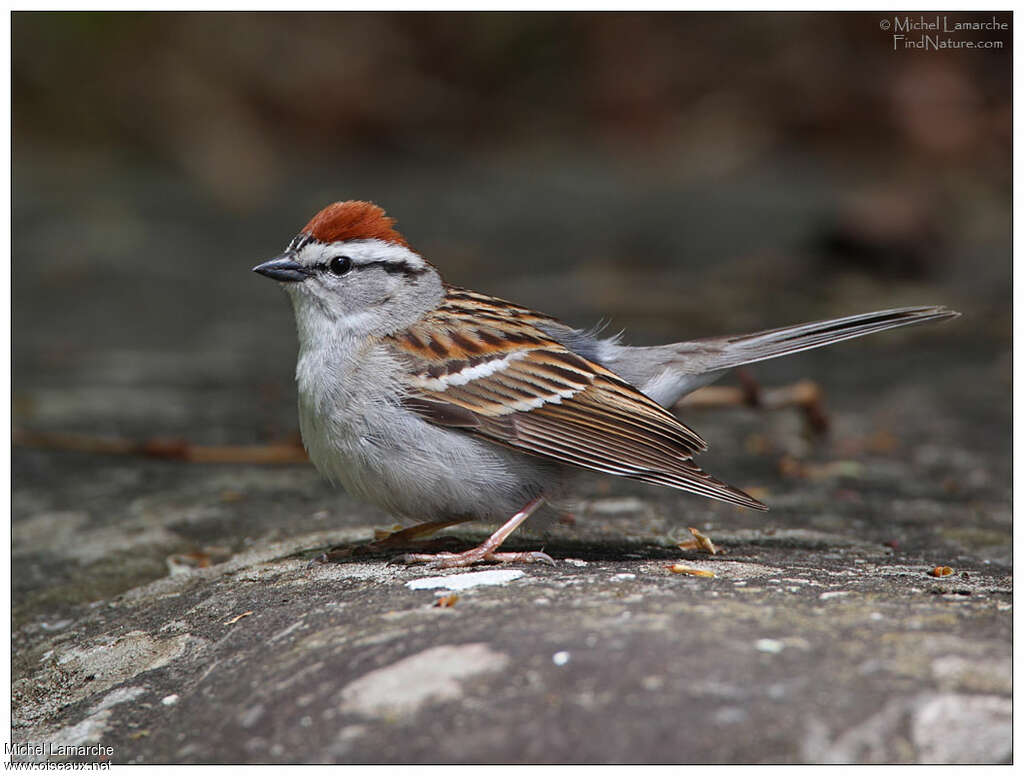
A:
[[14, 13, 1012, 180], [12, 12, 1012, 765], [13, 12, 1009, 384]]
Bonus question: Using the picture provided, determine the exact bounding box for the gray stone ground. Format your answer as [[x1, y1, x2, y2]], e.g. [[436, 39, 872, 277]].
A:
[[12, 154, 1011, 763]]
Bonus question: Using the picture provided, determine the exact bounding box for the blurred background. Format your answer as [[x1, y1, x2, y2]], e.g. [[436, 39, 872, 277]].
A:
[[13, 10, 1010, 533], [11, 14, 1012, 763]]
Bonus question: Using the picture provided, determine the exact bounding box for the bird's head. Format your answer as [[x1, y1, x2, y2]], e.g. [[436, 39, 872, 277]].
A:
[[253, 201, 443, 338]]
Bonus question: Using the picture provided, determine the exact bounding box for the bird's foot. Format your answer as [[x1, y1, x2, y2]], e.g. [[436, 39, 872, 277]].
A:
[[393, 548, 555, 569], [394, 496, 551, 568], [321, 496, 549, 569]]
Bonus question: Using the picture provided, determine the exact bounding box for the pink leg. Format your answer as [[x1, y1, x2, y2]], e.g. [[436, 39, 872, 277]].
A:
[[396, 496, 553, 568]]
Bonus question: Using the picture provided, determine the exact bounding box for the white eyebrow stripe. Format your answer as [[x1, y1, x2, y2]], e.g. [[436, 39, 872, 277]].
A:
[[347, 239, 428, 271], [410, 351, 528, 391]]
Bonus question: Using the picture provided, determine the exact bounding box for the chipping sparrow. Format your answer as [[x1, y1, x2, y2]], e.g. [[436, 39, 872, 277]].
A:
[[253, 201, 959, 568]]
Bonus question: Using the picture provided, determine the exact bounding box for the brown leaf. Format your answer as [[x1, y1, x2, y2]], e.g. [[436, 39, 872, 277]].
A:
[[667, 564, 715, 578]]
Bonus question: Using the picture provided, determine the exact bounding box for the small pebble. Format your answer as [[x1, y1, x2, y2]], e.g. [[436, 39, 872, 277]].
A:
[[552, 651, 571, 666], [161, 694, 179, 706], [755, 639, 785, 653]]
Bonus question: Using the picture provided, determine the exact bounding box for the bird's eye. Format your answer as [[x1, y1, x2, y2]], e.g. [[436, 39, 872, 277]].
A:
[[328, 256, 352, 276]]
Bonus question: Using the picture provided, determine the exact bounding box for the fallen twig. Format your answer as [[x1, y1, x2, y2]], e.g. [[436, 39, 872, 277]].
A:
[[13, 429, 309, 464], [677, 378, 829, 433]]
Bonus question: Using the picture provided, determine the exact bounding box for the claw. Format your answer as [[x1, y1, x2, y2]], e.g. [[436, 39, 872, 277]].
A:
[[390, 497, 549, 568], [490, 551, 555, 566]]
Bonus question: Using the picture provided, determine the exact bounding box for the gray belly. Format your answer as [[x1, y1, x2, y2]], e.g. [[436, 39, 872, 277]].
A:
[[298, 395, 555, 522]]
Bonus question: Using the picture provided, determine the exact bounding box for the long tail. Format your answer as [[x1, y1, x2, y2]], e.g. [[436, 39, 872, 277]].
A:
[[690, 305, 960, 372]]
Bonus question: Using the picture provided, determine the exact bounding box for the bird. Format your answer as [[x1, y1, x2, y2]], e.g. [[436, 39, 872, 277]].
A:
[[252, 200, 959, 568]]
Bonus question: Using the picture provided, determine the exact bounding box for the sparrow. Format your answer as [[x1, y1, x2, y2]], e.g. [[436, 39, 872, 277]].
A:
[[253, 200, 959, 568]]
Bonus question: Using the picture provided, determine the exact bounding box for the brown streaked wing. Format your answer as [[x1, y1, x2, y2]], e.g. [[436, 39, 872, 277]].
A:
[[386, 289, 766, 511]]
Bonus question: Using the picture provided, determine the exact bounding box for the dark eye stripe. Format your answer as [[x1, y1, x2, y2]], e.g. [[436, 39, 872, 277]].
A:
[[313, 258, 428, 278], [361, 260, 429, 277]]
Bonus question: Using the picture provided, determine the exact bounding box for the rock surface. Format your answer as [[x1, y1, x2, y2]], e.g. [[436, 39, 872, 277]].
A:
[[12, 156, 1010, 764]]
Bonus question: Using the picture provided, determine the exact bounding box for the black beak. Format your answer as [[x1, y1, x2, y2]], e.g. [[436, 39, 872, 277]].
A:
[[252, 255, 310, 282]]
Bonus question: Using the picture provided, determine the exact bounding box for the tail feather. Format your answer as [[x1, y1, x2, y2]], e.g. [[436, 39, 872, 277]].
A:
[[695, 306, 960, 372]]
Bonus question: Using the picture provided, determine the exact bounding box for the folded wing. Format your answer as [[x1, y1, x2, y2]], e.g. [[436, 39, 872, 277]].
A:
[[387, 287, 766, 511]]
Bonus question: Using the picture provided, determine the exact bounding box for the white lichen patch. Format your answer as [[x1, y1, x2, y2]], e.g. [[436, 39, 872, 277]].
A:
[[802, 692, 1011, 764], [406, 569, 525, 591], [30, 686, 147, 756], [340, 643, 509, 718], [56, 632, 196, 698], [92, 686, 147, 713]]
